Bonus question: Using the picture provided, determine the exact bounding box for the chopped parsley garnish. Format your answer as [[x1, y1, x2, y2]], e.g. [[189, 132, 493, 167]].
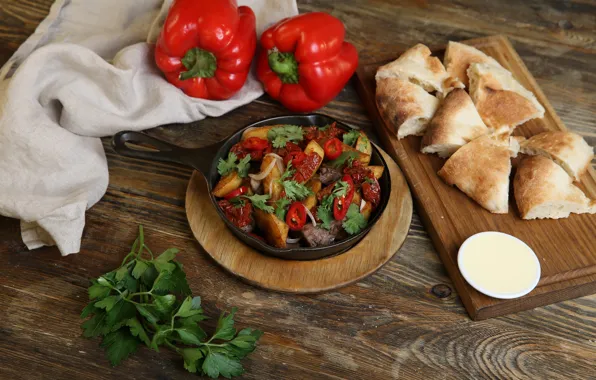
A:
[[217, 153, 252, 177], [274, 198, 291, 220], [342, 204, 367, 235], [242, 194, 274, 213], [316, 196, 335, 230], [319, 124, 331, 132], [267, 125, 304, 148], [328, 151, 358, 168], [343, 130, 360, 146], [281, 181, 312, 201], [332, 180, 349, 198]]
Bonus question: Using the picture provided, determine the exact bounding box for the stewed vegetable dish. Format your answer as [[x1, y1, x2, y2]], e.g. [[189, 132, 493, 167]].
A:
[[212, 123, 383, 248]]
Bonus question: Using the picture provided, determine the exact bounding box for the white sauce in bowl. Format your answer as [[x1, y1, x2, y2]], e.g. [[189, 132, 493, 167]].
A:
[[458, 232, 541, 299]]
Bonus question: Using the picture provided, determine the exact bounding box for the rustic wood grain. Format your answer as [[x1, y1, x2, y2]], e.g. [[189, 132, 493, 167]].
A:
[[355, 35, 596, 320], [1, 0, 595, 379], [185, 146, 412, 293]]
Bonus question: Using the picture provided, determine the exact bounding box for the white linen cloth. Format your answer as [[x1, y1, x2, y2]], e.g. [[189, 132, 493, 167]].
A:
[[0, 0, 298, 255]]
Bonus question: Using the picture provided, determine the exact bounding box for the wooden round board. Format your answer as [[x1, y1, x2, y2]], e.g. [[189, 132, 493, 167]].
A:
[[185, 146, 413, 293]]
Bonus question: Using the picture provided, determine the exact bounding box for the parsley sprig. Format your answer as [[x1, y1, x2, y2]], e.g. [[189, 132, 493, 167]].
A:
[[315, 181, 349, 230], [242, 194, 274, 213], [217, 153, 251, 177], [342, 204, 367, 234], [81, 226, 262, 378], [342, 130, 360, 146], [275, 162, 312, 201], [274, 198, 292, 220], [267, 125, 304, 148], [328, 151, 358, 168]]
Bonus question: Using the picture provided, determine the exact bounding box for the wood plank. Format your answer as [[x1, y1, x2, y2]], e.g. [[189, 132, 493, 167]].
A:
[[355, 35, 596, 320]]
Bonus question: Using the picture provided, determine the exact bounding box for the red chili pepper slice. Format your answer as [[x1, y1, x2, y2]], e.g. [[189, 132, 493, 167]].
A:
[[242, 137, 270, 151], [286, 201, 307, 231], [283, 150, 307, 167], [223, 186, 248, 200], [333, 175, 354, 220], [324, 137, 343, 160]]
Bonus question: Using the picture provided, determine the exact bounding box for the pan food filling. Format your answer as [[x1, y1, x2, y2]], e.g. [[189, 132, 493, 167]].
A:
[[212, 123, 384, 248]]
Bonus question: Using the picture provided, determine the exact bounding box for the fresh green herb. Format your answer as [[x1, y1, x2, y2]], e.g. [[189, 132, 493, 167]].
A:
[[328, 151, 358, 168], [342, 130, 360, 146], [319, 124, 331, 132], [342, 204, 367, 235], [236, 155, 252, 178], [230, 197, 246, 207], [278, 162, 293, 182], [242, 194, 274, 213], [217, 153, 252, 178], [217, 152, 239, 176], [274, 198, 291, 220], [81, 226, 262, 378], [281, 180, 312, 201], [332, 181, 349, 198], [267, 125, 304, 148], [365, 177, 376, 184], [316, 196, 335, 230]]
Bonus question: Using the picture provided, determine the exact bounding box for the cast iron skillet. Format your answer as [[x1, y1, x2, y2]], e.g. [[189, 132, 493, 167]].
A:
[[112, 114, 391, 260]]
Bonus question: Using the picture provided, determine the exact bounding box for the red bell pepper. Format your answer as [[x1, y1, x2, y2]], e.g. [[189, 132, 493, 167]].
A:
[[154, 0, 257, 100], [257, 12, 359, 112]]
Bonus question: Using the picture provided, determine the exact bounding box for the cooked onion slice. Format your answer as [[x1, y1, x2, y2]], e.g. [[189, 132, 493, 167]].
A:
[[304, 205, 317, 227], [360, 199, 366, 212], [249, 158, 276, 181], [266, 153, 285, 174], [286, 237, 301, 244], [265, 152, 283, 161], [250, 178, 261, 192]]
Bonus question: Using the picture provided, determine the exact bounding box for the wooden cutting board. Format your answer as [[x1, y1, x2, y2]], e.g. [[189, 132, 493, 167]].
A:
[[355, 35, 596, 320]]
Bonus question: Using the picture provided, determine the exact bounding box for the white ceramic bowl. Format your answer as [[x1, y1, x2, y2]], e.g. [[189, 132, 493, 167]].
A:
[[457, 231, 541, 299]]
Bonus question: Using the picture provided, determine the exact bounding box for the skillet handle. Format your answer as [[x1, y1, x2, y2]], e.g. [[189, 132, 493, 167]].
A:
[[112, 131, 199, 170]]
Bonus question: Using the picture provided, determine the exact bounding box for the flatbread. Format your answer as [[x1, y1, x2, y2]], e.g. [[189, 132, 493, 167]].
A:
[[443, 41, 503, 87], [438, 134, 512, 214], [468, 63, 545, 133], [376, 43, 463, 95], [519, 131, 594, 181], [376, 77, 439, 139], [514, 155, 596, 219], [421, 89, 489, 158]]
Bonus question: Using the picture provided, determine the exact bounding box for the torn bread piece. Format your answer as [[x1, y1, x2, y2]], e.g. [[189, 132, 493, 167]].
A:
[[444, 41, 503, 87], [376, 43, 463, 95], [468, 63, 545, 133], [514, 155, 596, 219], [421, 89, 489, 158], [376, 77, 439, 139], [520, 131, 594, 181], [438, 134, 513, 214]]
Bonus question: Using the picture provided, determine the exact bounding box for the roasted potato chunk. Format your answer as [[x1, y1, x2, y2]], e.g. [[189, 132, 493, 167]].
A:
[[368, 166, 384, 179], [212, 171, 242, 197], [262, 156, 283, 201], [241, 125, 277, 141], [254, 209, 289, 248], [355, 134, 372, 158], [302, 179, 322, 211], [340, 143, 370, 165], [301, 140, 324, 182], [352, 189, 362, 205], [361, 201, 373, 220]]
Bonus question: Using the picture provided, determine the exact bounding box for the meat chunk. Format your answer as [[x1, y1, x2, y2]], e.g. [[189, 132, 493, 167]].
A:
[[301, 220, 343, 247], [318, 165, 342, 185]]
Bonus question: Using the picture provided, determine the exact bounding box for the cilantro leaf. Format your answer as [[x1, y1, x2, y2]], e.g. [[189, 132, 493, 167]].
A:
[[152, 262, 191, 296], [176, 296, 203, 318], [177, 325, 208, 345], [328, 151, 358, 168], [332, 180, 349, 198], [281, 180, 312, 201], [181, 348, 204, 373], [135, 305, 159, 325], [153, 294, 176, 315], [100, 329, 139, 366], [126, 317, 151, 346], [242, 194, 274, 213], [343, 130, 360, 146], [316, 202, 334, 230], [203, 352, 244, 379], [274, 198, 291, 220], [131, 260, 149, 279], [217, 152, 238, 176], [236, 155, 251, 178], [154, 248, 178, 273], [88, 281, 111, 300], [82, 310, 110, 338], [106, 299, 137, 327], [278, 161, 293, 182], [267, 125, 304, 148], [319, 124, 331, 132], [212, 308, 237, 341], [342, 203, 367, 235], [94, 295, 120, 312]]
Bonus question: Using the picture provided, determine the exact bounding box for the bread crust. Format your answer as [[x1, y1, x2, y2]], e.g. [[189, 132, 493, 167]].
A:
[[443, 41, 502, 87]]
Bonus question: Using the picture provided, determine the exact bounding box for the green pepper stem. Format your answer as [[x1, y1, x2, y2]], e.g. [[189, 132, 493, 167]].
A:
[[268, 51, 299, 84], [180, 48, 217, 80]]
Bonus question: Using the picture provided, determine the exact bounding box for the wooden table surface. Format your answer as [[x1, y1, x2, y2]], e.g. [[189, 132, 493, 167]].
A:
[[1, 1, 595, 379]]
